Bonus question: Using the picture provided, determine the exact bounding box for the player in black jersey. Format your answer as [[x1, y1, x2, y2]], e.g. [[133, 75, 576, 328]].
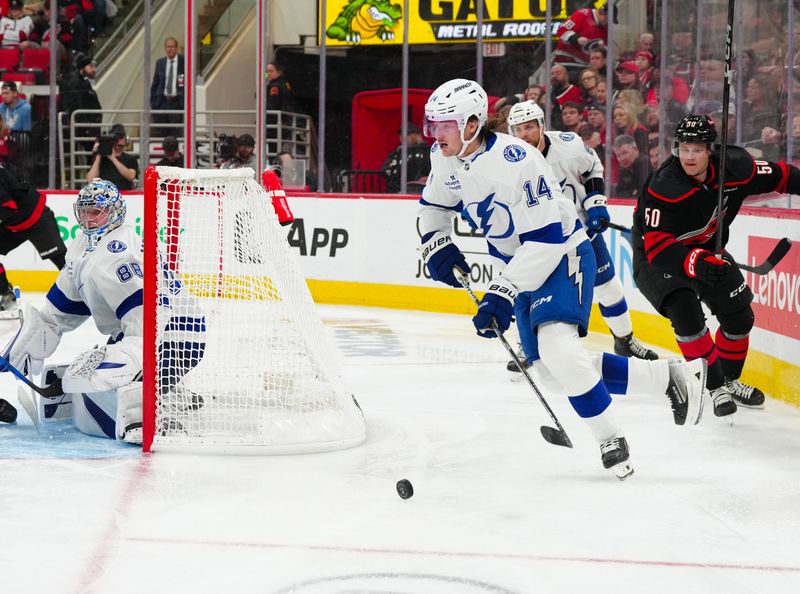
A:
[[632, 115, 800, 415], [0, 168, 67, 314]]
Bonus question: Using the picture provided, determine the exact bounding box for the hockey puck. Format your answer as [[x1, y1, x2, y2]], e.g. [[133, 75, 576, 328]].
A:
[[396, 479, 414, 499], [0, 398, 18, 424]]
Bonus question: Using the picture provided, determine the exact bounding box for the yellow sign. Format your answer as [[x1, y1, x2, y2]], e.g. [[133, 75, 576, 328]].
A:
[[321, 0, 576, 46]]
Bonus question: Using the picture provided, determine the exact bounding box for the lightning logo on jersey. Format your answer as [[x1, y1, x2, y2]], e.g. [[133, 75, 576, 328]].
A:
[[468, 193, 515, 240]]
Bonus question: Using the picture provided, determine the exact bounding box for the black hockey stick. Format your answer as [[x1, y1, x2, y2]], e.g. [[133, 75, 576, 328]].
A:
[[715, 0, 735, 258], [0, 354, 64, 399], [453, 268, 573, 449], [606, 222, 791, 275]]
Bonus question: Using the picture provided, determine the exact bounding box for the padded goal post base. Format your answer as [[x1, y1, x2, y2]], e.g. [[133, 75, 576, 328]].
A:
[[142, 166, 365, 453]]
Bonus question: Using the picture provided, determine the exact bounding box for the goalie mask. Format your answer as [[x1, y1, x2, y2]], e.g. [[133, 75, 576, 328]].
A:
[[424, 78, 488, 158], [74, 179, 126, 250]]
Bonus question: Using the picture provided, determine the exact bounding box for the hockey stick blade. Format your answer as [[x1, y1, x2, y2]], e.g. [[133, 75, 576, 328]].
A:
[[0, 354, 64, 399], [453, 268, 573, 449], [541, 425, 573, 448], [18, 386, 40, 434], [737, 238, 792, 274]]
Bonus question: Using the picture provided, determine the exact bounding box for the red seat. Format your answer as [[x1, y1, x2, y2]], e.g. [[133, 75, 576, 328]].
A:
[[20, 48, 51, 81], [0, 48, 19, 71], [1, 71, 36, 85]]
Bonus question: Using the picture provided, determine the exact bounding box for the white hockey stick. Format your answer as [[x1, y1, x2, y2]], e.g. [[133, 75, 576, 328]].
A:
[[454, 268, 573, 449], [18, 386, 40, 434]]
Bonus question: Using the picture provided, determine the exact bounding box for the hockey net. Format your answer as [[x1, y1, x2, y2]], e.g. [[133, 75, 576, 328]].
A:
[[142, 167, 365, 453]]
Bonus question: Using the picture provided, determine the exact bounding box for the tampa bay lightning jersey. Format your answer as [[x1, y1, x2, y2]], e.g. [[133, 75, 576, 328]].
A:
[[419, 131, 587, 293], [541, 131, 604, 227], [43, 225, 143, 340]]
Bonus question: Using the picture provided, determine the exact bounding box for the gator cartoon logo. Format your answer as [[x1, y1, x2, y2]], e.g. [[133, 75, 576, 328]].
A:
[[326, 0, 403, 44]]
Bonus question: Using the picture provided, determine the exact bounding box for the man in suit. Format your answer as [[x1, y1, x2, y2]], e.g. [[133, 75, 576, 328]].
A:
[[149, 37, 184, 137]]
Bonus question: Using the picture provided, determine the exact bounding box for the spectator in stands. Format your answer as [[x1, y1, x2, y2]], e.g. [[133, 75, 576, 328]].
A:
[[156, 136, 184, 167], [28, 2, 69, 63], [59, 52, 101, 149], [266, 61, 296, 112], [579, 121, 605, 164], [221, 133, 256, 170], [551, 63, 582, 107], [613, 61, 643, 96], [553, 3, 608, 74], [612, 104, 648, 156], [588, 45, 607, 78], [648, 138, 665, 171], [638, 32, 656, 56], [87, 125, 138, 190], [612, 134, 650, 199], [524, 84, 544, 104], [578, 69, 601, 104], [381, 122, 430, 193], [586, 102, 606, 136], [616, 89, 645, 119], [635, 50, 656, 90], [559, 101, 584, 134], [761, 114, 800, 165], [645, 71, 687, 132], [0, 0, 35, 49], [0, 81, 30, 133], [595, 79, 607, 104], [150, 37, 184, 138], [741, 73, 781, 144]]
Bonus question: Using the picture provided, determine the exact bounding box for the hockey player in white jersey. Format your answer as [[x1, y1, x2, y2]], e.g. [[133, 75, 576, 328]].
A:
[[419, 79, 707, 479], [507, 99, 657, 364], [2, 179, 204, 443]]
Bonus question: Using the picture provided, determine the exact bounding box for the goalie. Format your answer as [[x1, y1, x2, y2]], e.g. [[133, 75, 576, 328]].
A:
[[2, 179, 205, 443]]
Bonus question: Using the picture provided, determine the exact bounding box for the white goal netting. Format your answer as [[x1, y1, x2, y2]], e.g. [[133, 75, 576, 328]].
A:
[[144, 167, 365, 453]]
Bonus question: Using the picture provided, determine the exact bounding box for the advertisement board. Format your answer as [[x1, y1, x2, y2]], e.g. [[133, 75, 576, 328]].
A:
[[320, 0, 571, 46]]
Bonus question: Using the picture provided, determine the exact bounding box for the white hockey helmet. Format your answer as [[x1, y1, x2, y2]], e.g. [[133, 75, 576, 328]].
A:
[[424, 79, 487, 155], [74, 178, 126, 249], [507, 100, 545, 134]]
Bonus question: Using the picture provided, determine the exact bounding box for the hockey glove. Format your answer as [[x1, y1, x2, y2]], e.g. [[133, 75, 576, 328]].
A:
[[583, 193, 610, 233], [684, 248, 731, 285], [421, 231, 469, 288], [472, 277, 517, 338]]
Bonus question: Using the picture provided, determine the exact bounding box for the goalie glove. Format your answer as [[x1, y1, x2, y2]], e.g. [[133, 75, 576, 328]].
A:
[[1, 304, 62, 376], [582, 192, 610, 233], [421, 231, 469, 288], [472, 276, 517, 338], [62, 337, 143, 394]]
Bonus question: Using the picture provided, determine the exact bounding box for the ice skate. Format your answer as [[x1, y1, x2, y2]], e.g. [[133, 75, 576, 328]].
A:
[[600, 435, 634, 480], [709, 385, 738, 417], [506, 343, 533, 373], [726, 379, 765, 409], [613, 332, 658, 360], [665, 358, 706, 425]]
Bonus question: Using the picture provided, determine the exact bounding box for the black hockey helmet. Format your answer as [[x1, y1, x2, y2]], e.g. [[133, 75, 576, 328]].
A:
[[671, 114, 717, 156]]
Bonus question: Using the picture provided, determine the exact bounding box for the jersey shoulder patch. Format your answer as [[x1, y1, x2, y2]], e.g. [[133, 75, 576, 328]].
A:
[[503, 144, 526, 162], [107, 240, 127, 253], [559, 132, 576, 142]]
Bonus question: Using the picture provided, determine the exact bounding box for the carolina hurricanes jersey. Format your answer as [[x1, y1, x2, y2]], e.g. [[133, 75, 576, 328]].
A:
[[633, 146, 799, 275], [419, 132, 586, 293], [42, 224, 143, 340], [540, 131, 604, 227], [554, 8, 607, 64]]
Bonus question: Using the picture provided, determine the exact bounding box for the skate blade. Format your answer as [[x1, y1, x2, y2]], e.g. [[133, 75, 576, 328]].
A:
[[612, 461, 634, 481]]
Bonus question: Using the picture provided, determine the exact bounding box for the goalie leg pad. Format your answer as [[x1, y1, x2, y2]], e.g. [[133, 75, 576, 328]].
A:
[[116, 383, 143, 444], [71, 389, 118, 439]]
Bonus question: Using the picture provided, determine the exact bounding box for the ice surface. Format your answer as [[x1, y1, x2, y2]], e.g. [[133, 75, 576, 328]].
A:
[[1, 296, 799, 594]]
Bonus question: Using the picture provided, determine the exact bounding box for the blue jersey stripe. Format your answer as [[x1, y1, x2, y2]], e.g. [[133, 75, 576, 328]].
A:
[[47, 284, 91, 316], [488, 243, 512, 264], [115, 289, 143, 320], [519, 221, 565, 245], [164, 316, 207, 334]]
